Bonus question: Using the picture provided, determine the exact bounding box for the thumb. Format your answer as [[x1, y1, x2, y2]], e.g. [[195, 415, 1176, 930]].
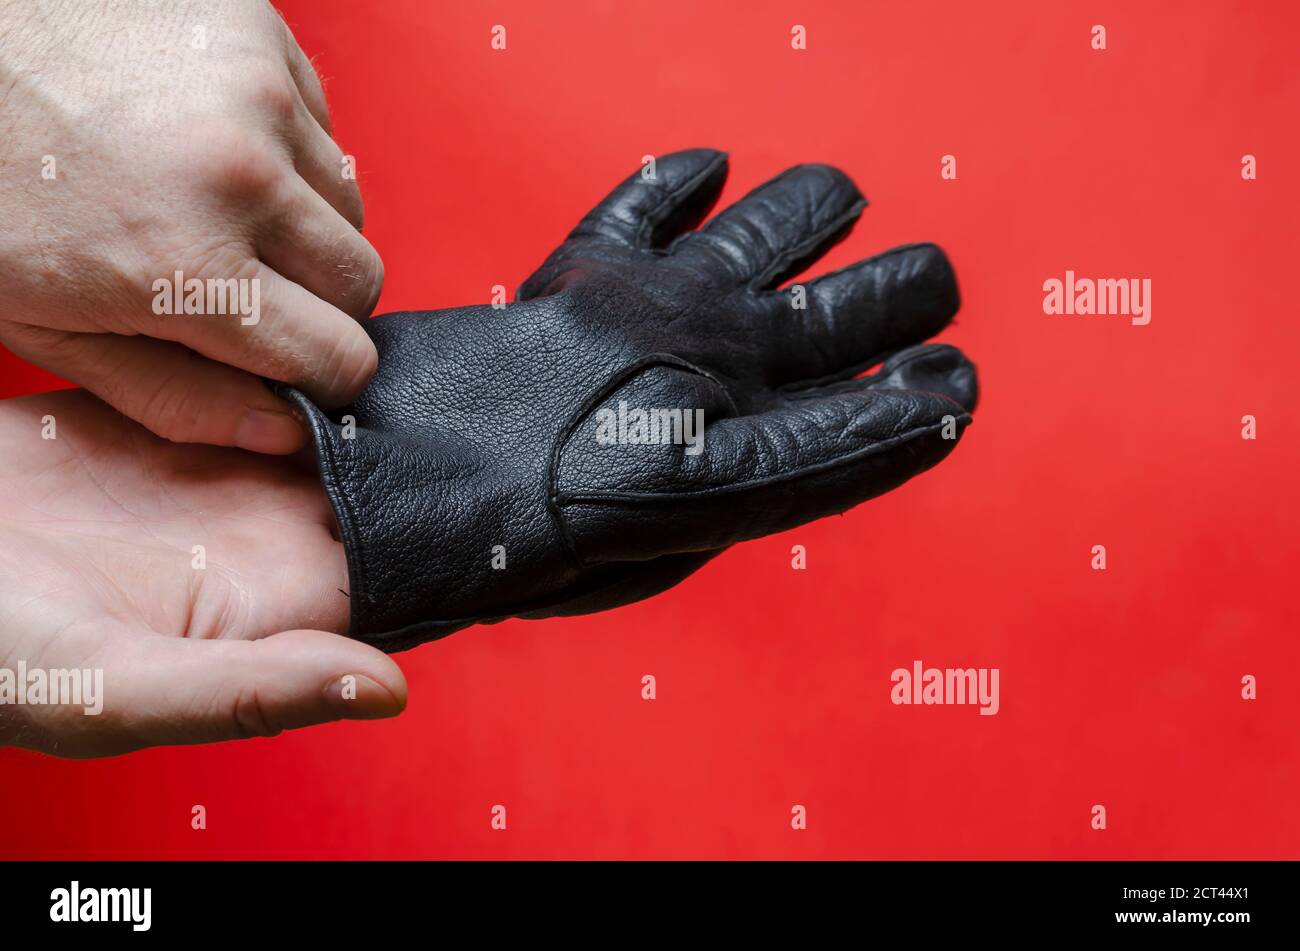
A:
[[61, 630, 406, 757], [0, 325, 307, 454]]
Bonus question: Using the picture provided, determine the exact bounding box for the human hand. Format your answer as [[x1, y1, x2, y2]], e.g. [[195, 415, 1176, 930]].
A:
[[0, 389, 405, 758], [0, 0, 381, 454]]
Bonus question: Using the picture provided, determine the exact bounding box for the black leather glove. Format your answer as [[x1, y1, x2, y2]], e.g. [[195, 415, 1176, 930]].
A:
[[285, 149, 977, 652]]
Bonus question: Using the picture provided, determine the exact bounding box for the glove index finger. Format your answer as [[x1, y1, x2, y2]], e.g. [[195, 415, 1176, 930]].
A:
[[579, 148, 728, 250], [519, 149, 728, 299]]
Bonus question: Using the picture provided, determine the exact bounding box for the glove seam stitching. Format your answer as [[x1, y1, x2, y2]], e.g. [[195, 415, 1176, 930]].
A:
[[315, 412, 373, 632], [548, 352, 738, 567], [277, 386, 374, 637]]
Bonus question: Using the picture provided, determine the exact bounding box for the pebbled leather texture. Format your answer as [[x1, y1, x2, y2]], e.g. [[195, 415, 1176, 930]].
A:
[[282, 149, 979, 652]]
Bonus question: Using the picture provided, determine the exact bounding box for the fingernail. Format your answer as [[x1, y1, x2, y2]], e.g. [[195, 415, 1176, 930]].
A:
[[323, 674, 405, 720], [234, 409, 307, 454]]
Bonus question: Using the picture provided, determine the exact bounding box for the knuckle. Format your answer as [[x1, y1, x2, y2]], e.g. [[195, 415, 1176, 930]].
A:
[[352, 244, 384, 316], [323, 147, 364, 226], [317, 326, 377, 403], [315, 230, 383, 318], [139, 238, 258, 340], [190, 125, 290, 202], [132, 371, 208, 445], [230, 680, 281, 741], [344, 184, 365, 229], [13, 325, 86, 366], [245, 62, 300, 127], [329, 173, 365, 230], [181, 240, 260, 284]]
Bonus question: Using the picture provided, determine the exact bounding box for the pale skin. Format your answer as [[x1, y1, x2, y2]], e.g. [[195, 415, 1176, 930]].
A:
[[0, 0, 382, 453], [0, 389, 404, 758], [0, 1, 401, 756]]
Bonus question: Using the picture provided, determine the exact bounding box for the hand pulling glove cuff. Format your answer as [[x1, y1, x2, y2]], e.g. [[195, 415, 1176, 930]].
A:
[[283, 149, 978, 652]]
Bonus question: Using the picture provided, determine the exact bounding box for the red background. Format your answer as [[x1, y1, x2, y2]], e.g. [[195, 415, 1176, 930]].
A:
[[2, 0, 1297, 859]]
